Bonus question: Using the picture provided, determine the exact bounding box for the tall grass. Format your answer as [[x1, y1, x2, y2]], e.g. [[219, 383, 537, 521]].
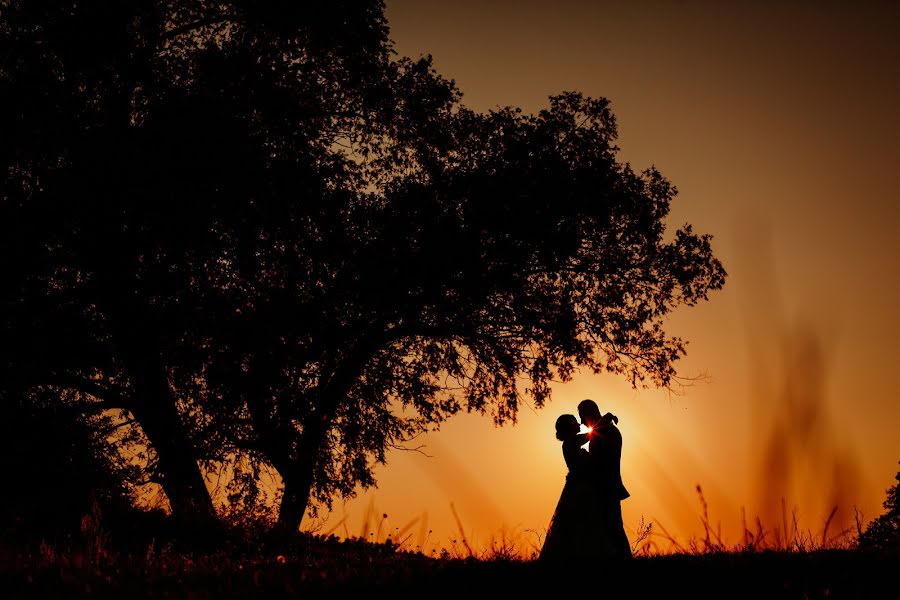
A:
[[4, 493, 891, 599], [316, 486, 868, 561], [633, 486, 861, 556], [6, 485, 873, 590]]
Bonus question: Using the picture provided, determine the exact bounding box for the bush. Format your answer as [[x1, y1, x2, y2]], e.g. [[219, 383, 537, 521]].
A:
[[0, 387, 137, 543], [859, 462, 900, 551]]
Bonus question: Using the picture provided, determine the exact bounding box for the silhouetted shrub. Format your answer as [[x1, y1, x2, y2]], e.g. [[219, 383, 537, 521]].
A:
[[0, 387, 137, 542], [859, 462, 900, 551]]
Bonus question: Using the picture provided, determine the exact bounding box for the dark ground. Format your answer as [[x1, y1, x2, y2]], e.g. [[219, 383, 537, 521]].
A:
[[3, 542, 898, 599]]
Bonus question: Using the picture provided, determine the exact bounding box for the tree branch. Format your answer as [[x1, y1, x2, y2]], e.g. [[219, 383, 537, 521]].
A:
[[161, 15, 233, 41], [39, 374, 135, 412]]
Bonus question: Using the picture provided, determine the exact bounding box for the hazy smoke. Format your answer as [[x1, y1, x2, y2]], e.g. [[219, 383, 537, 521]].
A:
[[737, 216, 861, 542]]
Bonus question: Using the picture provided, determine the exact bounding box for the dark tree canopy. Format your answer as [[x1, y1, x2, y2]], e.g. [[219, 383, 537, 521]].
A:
[[1, 0, 725, 531]]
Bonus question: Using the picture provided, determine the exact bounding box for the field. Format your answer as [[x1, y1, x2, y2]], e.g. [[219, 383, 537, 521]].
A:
[[4, 488, 897, 600], [3, 529, 897, 599]]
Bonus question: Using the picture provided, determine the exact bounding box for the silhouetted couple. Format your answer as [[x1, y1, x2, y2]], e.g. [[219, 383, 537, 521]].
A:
[[539, 399, 631, 563]]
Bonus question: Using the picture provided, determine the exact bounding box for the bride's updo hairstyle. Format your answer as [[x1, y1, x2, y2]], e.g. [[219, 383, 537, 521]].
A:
[[555, 414, 580, 441]]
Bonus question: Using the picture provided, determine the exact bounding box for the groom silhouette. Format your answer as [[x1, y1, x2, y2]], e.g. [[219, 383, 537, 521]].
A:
[[577, 399, 632, 559]]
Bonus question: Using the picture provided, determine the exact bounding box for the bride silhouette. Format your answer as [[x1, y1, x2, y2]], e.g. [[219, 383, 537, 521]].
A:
[[539, 414, 594, 562]]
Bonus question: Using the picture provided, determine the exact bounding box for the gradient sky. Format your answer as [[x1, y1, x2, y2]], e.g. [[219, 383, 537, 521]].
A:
[[303, 1, 900, 552]]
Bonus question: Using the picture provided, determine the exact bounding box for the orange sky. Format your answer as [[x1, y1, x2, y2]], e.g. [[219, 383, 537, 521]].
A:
[[302, 1, 900, 553]]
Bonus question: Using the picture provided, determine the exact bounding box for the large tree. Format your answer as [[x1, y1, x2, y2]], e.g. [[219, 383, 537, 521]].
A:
[[2, 1, 725, 532]]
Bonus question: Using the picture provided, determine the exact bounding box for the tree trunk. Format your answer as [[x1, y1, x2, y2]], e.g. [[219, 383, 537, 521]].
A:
[[269, 336, 386, 533], [242, 352, 307, 531], [96, 262, 218, 525], [276, 414, 330, 532], [131, 387, 218, 524], [129, 359, 218, 524], [277, 475, 310, 532]]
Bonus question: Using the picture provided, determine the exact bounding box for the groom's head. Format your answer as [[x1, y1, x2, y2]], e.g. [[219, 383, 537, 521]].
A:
[[577, 399, 602, 427]]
